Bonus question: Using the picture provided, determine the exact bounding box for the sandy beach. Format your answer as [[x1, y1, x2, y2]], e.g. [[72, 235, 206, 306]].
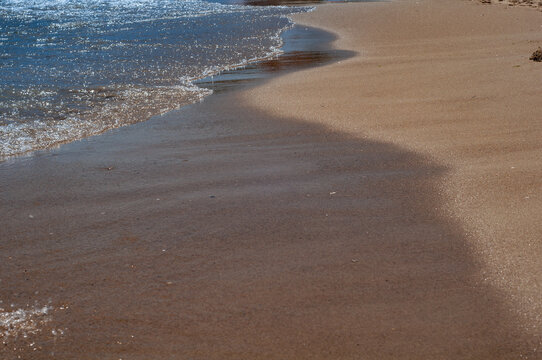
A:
[[1, 0, 542, 358], [244, 0, 542, 338]]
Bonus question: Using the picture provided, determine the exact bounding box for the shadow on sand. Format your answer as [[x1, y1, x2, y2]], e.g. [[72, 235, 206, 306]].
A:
[[0, 22, 538, 360]]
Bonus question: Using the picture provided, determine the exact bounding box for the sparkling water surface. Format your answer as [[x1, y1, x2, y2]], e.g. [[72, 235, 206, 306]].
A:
[[0, 0, 306, 157]]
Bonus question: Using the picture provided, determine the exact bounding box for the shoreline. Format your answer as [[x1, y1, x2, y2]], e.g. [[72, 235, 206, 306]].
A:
[[0, 2, 309, 161], [0, 22, 350, 164], [2, 0, 542, 358]]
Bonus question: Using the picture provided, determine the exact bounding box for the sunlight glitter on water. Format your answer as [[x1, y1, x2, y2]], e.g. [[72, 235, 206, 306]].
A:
[[0, 0, 307, 158]]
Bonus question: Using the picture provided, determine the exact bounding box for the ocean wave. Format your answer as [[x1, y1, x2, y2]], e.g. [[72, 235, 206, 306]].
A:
[[0, 0, 305, 158]]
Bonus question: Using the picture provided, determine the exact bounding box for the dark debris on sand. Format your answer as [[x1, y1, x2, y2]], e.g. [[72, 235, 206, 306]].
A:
[[530, 47, 542, 61]]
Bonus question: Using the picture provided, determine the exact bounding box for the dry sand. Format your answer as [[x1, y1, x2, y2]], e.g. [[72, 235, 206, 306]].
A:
[[1, 0, 542, 358]]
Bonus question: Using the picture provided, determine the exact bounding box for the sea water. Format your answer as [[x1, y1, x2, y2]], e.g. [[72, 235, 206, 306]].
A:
[[0, 0, 307, 158]]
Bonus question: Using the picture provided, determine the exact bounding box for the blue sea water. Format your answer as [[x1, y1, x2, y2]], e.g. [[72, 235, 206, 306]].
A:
[[0, 0, 307, 157]]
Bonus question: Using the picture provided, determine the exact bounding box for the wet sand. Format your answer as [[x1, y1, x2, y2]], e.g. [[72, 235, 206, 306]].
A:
[[1, 0, 542, 359]]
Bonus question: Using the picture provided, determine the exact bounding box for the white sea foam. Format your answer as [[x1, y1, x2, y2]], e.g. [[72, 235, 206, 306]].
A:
[[0, 305, 52, 341], [0, 84, 212, 158]]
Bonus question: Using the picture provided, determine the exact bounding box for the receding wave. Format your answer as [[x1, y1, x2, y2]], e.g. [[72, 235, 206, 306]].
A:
[[0, 0, 307, 158]]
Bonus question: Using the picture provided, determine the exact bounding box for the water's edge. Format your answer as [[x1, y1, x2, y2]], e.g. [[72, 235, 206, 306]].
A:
[[0, 1, 309, 160], [1, 7, 356, 163]]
